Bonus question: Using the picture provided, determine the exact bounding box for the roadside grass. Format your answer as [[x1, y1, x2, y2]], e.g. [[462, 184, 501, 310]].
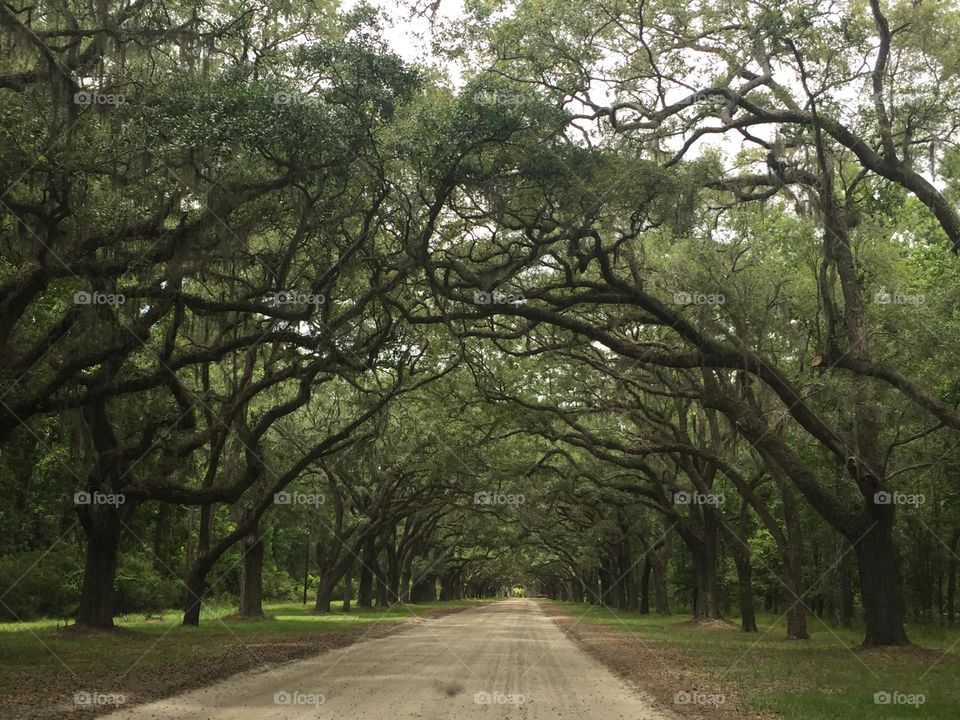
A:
[[0, 598, 489, 716], [548, 601, 960, 720]]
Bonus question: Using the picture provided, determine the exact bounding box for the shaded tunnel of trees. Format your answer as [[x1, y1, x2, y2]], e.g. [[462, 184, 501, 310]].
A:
[[2, 0, 960, 649]]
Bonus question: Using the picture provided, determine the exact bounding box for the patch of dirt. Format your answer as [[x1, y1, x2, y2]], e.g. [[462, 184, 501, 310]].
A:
[[542, 604, 777, 720], [218, 613, 277, 622], [4, 604, 480, 720], [857, 643, 942, 659], [53, 625, 140, 637], [673, 617, 740, 631]]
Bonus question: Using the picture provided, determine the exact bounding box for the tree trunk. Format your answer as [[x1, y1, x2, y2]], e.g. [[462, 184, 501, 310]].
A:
[[183, 560, 211, 626], [731, 545, 758, 632], [314, 539, 334, 613], [620, 538, 638, 610], [411, 573, 436, 603], [76, 506, 124, 628], [639, 559, 651, 614], [357, 537, 375, 608], [854, 513, 909, 646], [342, 559, 353, 613], [439, 569, 460, 601], [315, 575, 334, 613], [376, 570, 389, 607], [238, 528, 264, 617], [692, 551, 720, 618], [399, 554, 413, 603], [947, 531, 958, 625], [180, 503, 214, 626], [652, 559, 670, 615], [774, 475, 809, 639], [599, 557, 618, 607], [783, 542, 809, 639], [689, 514, 721, 619]]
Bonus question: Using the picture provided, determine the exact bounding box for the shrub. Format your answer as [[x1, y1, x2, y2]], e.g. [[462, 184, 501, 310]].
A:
[[114, 554, 181, 616], [0, 549, 82, 621]]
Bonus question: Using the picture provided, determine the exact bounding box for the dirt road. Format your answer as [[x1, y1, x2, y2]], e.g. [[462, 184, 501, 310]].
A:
[[101, 598, 673, 719]]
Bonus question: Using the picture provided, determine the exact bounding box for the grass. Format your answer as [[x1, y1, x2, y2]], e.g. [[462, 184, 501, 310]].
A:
[[0, 599, 488, 701], [548, 601, 960, 720]]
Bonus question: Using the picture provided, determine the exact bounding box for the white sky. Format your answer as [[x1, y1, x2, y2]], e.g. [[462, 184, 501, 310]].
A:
[[345, 0, 467, 82]]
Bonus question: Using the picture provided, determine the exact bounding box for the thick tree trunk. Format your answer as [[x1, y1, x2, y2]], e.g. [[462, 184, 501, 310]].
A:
[[342, 559, 353, 613], [315, 575, 334, 613], [570, 577, 582, 603], [357, 537, 375, 608], [639, 559, 651, 614], [387, 557, 401, 604], [599, 558, 618, 607], [183, 561, 212, 626], [620, 538, 638, 610], [411, 573, 436, 603], [76, 506, 124, 628], [774, 476, 809, 639], [692, 552, 721, 618], [652, 559, 671, 615], [376, 571, 389, 607], [783, 543, 809, 639], [588, 570, 600, 604], [399, 553, 413, 603], [439, 569, 460, 601], [180, 494, 216, 625], [947, 532, 959, 625], [689, 515, 721, 619], [238, 528, 264, 618], [854, 513, 909, 646], [314, 540, 334, 613], [731, 547, 757, 632]]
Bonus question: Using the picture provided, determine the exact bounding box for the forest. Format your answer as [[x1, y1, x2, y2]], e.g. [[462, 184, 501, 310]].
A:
[[2, 0, 960, 718]]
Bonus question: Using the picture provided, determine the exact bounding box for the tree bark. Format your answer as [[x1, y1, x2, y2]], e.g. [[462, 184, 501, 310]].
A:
[[375, 561, 389, 607], [731, 545, 757, 632], [854, 511, 909, 646], [783, 542, 809, 640], [342, 559, 353, 613], [183, 556, 214, 626], [238, 527, 264, 617], [357, 536, 375, 608], [639, 559, 651, 614], [652, 558, 671, 615], [689, 513, 721, 619], [315, 574, 335, 613], [76, 505, 124, 628], [947, 531, 959, 625]]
